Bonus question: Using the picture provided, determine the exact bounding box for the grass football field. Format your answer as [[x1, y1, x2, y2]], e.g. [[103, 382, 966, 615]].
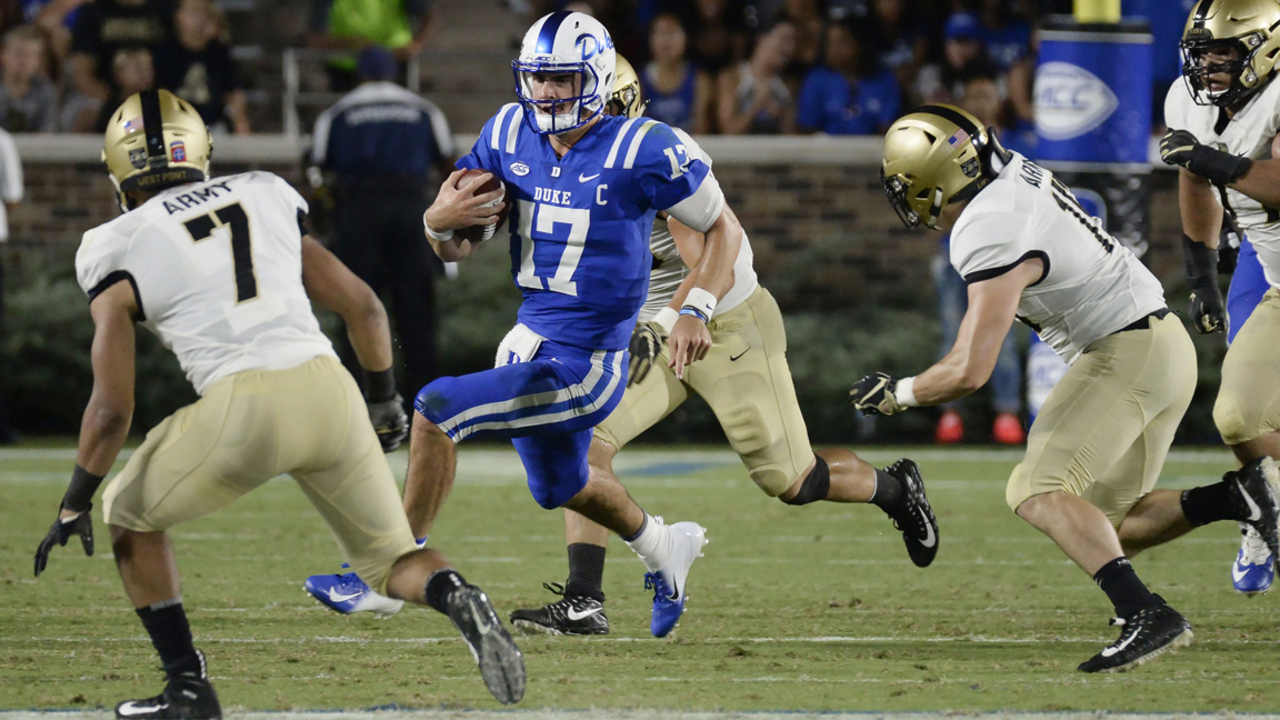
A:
[[1, 443, 1276, 713]]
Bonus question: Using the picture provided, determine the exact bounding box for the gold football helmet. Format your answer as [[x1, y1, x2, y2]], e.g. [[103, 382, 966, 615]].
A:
[[103, 89, 212, 211], [607, 54, 646, 119], [881, 104, 997, 230], [1181, 0, 1280, 107]]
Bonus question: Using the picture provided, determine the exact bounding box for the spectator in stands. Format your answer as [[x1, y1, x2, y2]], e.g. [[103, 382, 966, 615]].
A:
[[640, 12, 712, 134], [716, 16, 796, 134], [797, 19, 900, 135], [154, 0, 248, 134], [0, 25, 56, 131], [0, 125, 21, 444], [914, 12, 999, 106], [976, 0, 1034, 122], [685, 0, 748, 75], [311, 46, 453, 405], [309, 0, 435, 92], [864, 0, 927, 100], [93, 45, 152, 131], [929, 71, 1027, 446], [66, 0, 171, 107], [25, 0, 87, 61]]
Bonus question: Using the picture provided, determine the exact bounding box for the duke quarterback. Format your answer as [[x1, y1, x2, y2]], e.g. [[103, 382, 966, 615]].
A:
[[304, 11, 742, 637]]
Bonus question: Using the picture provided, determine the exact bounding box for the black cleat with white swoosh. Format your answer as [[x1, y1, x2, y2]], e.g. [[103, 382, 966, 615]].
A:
[[115, 650, 220, 720], [510, 582, 609, 636], [1229, 457, 1280, 566], [883, 458, 939, 568], [447, 584, 526, 705], [1078, 599, 1192, 673]]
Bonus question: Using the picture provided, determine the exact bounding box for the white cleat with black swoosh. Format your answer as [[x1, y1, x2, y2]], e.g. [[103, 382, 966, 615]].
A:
[[883, 458, 939, 568]]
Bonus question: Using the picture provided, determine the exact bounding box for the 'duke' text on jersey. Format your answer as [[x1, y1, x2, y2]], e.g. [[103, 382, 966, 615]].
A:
[[533, 187, 572, 206], [161, 180, 236, 215]]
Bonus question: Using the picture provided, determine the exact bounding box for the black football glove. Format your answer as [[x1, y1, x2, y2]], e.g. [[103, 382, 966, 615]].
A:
[[1160, 129, 1254, 186], [850, 372, 904, 417], [627, 321, 667, 388], [369, 394, 409, 452], [34, 506, 94, 577], [1182, 234, 1226, 334]]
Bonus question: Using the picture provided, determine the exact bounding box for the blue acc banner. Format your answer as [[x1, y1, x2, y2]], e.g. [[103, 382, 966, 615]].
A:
[[1035, 23, 1153, 165]]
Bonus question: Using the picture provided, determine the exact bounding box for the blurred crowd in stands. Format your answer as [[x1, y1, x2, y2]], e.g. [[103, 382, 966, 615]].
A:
[[0, 0, 1075, 137]]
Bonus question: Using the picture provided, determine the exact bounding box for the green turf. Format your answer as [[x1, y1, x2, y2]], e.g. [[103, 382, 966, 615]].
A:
[[1, 444, 1274, 712]]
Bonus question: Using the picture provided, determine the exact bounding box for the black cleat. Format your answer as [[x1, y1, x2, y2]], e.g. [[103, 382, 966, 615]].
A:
[[115, 650, 221, 720], [1078, 600, 1193, 673], [510, 582, 609, 636], [448, 584, 526, 705], [1230, 457, 1280, 566], [883, 458, 939, 567]]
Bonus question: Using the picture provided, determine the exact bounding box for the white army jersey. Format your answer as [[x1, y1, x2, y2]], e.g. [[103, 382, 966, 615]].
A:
[[1165, 76, 1280, 287], [75, 171, 336, 395], [951, 152, 1167, 364], [638, 128, 759, 323]]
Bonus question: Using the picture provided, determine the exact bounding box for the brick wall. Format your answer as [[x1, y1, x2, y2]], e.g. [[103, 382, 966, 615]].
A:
[[8, 162, 1187, 308]]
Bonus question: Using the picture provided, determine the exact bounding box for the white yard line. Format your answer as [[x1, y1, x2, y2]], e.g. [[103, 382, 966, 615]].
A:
[[3, 712, 1280, 720]]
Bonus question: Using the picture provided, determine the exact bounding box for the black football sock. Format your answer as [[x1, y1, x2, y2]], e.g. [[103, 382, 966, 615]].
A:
[[869, 469, 906, 514], [563, 543, 606, 602], [136, 598, 201, 678], [425, 568, 467, 616], [1093, 557, 1159, 619], [1181, 479, 1239, 526]]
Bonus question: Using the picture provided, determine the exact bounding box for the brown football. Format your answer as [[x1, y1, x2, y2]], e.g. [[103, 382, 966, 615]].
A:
[[455, 168, 508, 243]]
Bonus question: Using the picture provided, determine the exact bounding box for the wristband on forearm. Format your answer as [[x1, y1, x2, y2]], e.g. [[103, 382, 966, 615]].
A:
[[894, 376, 919, 408], [422, 213, 454, 242], [62, 464, 105, 513], [1188, 147, 1253, 186], [363, 367, 397, 403], [1182, 233, 1219, 285], [652, 307, 679, 335], [681, 287, 717, 322]]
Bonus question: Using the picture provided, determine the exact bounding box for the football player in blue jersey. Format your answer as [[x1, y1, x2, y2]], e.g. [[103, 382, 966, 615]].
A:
[[304, 11, 742, 636]]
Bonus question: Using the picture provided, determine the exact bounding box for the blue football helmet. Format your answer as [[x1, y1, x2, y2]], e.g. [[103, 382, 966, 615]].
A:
[[512, 11, 616, 135]]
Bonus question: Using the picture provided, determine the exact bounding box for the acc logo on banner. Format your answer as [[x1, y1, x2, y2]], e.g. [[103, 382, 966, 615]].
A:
[[1034, 61, 1119, 141]]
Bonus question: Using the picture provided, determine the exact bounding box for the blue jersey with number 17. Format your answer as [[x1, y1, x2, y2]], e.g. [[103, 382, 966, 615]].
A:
[[458, 105, 711, 351]]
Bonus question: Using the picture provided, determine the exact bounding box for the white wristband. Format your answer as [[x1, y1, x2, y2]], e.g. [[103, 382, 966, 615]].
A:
[[423, 212, 454, 242], [652, 307, 679, 334], [682, 287, 717, 320], [894, 376, 918, 408]]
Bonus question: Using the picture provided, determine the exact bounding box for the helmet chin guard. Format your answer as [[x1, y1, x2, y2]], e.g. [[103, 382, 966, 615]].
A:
[[512, 11, 616, 136]]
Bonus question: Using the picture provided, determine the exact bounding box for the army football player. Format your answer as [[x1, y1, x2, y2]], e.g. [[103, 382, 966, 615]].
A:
[[306, 11, 739, 635], [855, 104, 1280, 672], [32, 90, 526, 716], [509, 56, 939, 638], [1162, 0, 1280, 595]]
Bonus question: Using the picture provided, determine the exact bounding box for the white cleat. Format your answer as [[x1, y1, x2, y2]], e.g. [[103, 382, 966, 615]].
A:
[[647, 520, 708, 638]]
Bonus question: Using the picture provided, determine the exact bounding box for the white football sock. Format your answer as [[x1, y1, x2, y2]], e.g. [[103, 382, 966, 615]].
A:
[[624, 514, 675, 572]]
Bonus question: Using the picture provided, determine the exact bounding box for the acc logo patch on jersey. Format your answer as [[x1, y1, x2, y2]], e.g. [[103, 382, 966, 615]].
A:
[[170, 141, 186, 162], [510, 161, 531, 176], [1033, 61, 1119, 141]]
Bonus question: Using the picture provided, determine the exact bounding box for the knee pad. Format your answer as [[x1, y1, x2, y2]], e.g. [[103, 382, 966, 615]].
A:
[[1214, 392, 1253, 446], [782, 455, 830, 506]]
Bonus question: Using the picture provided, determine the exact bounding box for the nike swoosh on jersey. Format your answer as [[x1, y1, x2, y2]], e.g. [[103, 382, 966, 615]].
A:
[[729, 349, 749, 361], [579, 173, 601, 182], [117, 704, 169, 717], [1100, 624, 1143, 657], [1238, 479, 1263, 522], [327, 587, 363, 603], [566, 606, 603, 621], [918, 508, 936, 548]]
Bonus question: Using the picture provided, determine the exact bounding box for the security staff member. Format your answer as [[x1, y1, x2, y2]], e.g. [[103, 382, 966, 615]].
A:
[[311, 46, 454, 401]]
